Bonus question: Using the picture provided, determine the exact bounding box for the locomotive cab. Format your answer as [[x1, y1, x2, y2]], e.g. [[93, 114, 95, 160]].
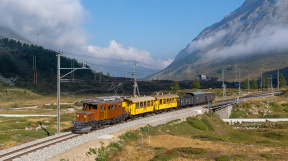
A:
[[72, 97, 127, 134]]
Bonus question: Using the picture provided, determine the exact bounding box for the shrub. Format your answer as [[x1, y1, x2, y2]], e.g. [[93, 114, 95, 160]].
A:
[[260, 154, 281, 159], [216, 155, 230, 161], [119, 130, 138, 141], [264, 131, 284, 139], [154, 147, 166, 150], [193, 135, 224, 141], [174, 147, 207, 154]]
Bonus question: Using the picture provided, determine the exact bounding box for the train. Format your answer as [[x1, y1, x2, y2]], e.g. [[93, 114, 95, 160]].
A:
[[72, 91, 215, 133]]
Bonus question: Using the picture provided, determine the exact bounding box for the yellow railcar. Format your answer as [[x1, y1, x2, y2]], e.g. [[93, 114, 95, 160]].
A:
[[154, 94, 179, 111], [122, 96, 156, 115]]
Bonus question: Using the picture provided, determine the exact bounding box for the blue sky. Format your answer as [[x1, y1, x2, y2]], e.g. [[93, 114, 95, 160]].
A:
[[0, 0, 246, 74], [82, 0, 245, 60]]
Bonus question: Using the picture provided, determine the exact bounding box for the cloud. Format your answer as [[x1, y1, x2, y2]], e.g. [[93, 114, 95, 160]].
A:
[[187, 29, 228, 53], [85, 40, 173, 69], [205, 25, 288, 60], [0, 0, 171, 72]]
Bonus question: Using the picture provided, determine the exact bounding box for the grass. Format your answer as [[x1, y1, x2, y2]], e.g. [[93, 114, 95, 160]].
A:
[[0, 111, 75, 149], [230, 96, 288, 118], [95, 112, 288, 160]]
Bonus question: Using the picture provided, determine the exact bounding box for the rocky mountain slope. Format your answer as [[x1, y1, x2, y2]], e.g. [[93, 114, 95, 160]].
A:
[[157, 0, 288, 82]]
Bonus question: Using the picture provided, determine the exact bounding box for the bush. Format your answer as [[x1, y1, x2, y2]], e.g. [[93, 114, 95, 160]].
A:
[[119, 130, 138, 141], [216, 155, 230, 161], [186, 117, 208, 131], [173, 147, 207, 154], [260, 154, 281, 159], [264, 131, 284, 139], [193, 135, 224, 141]]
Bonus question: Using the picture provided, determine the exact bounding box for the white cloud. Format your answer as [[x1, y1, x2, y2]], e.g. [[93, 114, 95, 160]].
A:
[[187, 29, 228, 53], [0, 0, 171, 71], [85, 40, 173, 69], [205, 25, 288, 60]]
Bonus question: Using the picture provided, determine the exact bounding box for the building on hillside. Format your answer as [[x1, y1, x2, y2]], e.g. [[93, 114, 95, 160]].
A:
[[199, 75, 220, 82]]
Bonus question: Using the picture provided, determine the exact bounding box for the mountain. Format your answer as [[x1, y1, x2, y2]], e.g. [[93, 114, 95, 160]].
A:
[[157, 0, 288, 82], [0, 26, 29, 43]]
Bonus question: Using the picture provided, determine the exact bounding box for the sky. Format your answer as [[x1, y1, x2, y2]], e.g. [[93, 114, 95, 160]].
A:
[[81, 0, 245, 59], [0, 0, 245, 75]]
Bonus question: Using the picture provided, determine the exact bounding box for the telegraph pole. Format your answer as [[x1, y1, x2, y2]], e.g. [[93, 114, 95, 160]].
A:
[[248, 71, 250, 93], [56, 51, 89, 134], [100, 66, 102, 83], [133, 61, 140, 97], [238, 69, 241, 96], [270, 75, 273, 93], [36, 31, 40, 46], [222, 69, 226, 100], [277, 69, 279, 95], [260, 72, 263, 92], [57, 52, 61, 134]]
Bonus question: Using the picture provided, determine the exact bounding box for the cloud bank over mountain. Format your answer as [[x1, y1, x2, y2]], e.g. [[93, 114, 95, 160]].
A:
[[0, 0, 172, 70]]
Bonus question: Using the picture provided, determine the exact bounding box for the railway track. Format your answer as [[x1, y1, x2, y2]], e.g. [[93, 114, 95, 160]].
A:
[[0, 92, 275, 160], [0, 133, 80, 161]]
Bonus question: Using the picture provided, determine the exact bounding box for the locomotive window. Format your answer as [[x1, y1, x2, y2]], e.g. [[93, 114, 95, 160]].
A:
[[83, 104, 87, 109], [136, 103, 139, 109], [114, 105, 117, 109], [108, 106, 110, 110], [144, 102, 146, 107], [172, 98, 174, 102], [160, 99, 162, 104], [119, 103, 121, 108], [127, 102, 129, 107], [140, 102, 143, 108], [147, 101, 150, 106], [151, 101, 153, 106], [101, 105, 104, 112], [92, 105, 97, 110], [163, 99, 166, 104]]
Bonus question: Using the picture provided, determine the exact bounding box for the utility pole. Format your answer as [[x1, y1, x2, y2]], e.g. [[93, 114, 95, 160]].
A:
[[277, 69, 279, 95], [248, 71, 250, 93], [33, 56, 37, 84], [36, 31, 40, 46], [222, 69, 226, 100], [100, 66, 102, 83], [270, 75, 273, 93], [260, 72, 263, 92], [126, 68, 127, 82], [57, 52, 61, 134], [234, 65, 238, 86], [238, 69, 241, 96], [133, 61, 140, 97], [56, 51, 89, 134]]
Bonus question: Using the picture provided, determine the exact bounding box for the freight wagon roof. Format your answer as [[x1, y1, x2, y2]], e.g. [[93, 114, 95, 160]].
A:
[[185, 91, 206, 96], [123, 96, 155, 103], [153, 94, 179, 99]]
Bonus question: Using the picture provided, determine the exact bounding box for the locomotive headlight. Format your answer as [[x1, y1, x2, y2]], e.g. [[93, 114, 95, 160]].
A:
[[84, 115, 86, 118], [77, 115, 79, 117]]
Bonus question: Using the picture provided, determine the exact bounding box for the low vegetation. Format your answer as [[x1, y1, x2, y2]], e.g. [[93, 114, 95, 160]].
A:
[[87, 111, 288, 160], [230, 96, 288, 118]]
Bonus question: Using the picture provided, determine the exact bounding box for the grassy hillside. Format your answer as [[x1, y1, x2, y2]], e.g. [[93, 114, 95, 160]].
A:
[[86, 112, 288, 160]]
